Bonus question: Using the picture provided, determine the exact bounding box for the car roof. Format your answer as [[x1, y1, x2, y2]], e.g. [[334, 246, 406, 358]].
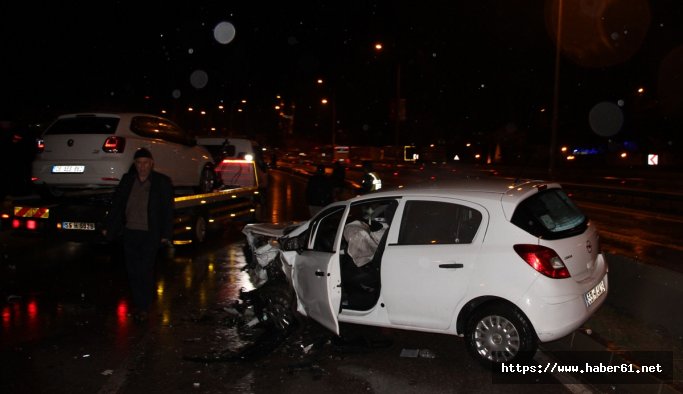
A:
[[355, 177, 562, 219], [56, 112, 167, 120]]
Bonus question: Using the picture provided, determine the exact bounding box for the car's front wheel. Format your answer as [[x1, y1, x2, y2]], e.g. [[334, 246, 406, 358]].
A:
[[465, 304, 537, 367]]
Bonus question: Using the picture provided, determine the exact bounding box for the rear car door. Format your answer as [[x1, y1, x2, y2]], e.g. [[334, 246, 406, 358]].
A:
[[129, 116, 201, 186], [291, 206, 346, 334], [381, 197, 487, 330]]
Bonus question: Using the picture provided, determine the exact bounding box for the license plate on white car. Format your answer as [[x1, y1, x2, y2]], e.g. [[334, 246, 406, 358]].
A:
[[584, 277, 607, 307], [62, 222, 96, 231], [52, 165, 85, 173]]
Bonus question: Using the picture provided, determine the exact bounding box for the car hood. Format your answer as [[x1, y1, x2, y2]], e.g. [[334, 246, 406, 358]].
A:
[[242, 221, 307, 239], [242, 221, 309, 288]]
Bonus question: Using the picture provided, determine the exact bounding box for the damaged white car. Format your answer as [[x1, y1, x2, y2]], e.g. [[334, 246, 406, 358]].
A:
[[242, 178, 608, 366]]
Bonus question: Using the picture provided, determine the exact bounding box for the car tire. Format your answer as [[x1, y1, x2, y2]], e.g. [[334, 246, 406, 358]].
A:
[[465, 303, 537, 367], [197, 164, 216, 193], [258, 285, 301, 333], [192, 214, 208, 244]]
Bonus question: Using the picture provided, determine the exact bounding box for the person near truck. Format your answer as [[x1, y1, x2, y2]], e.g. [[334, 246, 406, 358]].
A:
[[331, 160, 346, 200], [104, 148, 174, 322], [306, 164, 333, 216]]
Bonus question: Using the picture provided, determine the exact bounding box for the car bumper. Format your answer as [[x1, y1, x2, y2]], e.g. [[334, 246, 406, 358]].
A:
[[523, 257, 609, 342], [32, 160, 126, 187]]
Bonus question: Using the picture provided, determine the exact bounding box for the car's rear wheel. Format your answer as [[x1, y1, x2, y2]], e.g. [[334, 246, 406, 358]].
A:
[[38, 185, 65, 200], [465, 304, 537, 366], [197, 164, 216, 193]]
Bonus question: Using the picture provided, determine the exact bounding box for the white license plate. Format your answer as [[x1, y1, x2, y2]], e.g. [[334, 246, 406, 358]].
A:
[[62, 222, 96, 231], [584, 278, 607, 307], [52, 165, 85, 173]]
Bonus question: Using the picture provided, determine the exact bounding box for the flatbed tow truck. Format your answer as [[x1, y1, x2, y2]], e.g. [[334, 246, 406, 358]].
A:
[[3, 156, 264, 246]]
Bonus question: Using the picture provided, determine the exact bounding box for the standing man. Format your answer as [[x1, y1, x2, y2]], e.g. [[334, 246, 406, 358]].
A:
[[306, 164, 333, 217], [104, 148, 174, 322], [331, 160, 346, 201]]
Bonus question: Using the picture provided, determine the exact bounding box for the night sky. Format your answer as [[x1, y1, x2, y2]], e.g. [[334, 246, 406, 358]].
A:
[[1, 1, 682, 152]]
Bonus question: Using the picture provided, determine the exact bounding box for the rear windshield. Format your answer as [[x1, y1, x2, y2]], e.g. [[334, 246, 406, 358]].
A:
[[511, 189, 587, 240], [44, 117, 119, 135]]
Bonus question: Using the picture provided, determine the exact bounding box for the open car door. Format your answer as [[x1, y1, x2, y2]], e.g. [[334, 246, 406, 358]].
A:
[[291, 206, 346, 335]]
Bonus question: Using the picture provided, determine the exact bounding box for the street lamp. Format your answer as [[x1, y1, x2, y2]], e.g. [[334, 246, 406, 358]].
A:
[[374, 41, 402, 146]]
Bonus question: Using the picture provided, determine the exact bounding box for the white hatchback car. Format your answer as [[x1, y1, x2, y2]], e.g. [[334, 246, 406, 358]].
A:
[[243, 178, 608, 365], [32, 113, 216, 194]]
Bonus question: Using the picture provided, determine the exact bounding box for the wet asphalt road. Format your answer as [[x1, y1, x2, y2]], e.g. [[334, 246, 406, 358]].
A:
[[0, 236, 568, 394], [1, 169, 680, 393]]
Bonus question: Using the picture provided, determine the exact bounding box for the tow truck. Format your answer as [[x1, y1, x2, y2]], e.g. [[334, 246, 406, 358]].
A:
[[6, 138, 265, 245]]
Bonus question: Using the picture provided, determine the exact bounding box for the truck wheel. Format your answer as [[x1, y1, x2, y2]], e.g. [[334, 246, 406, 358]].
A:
[[193, 215, 207, 243], [197, 164, 216, 193], [465, 304, 537, 367]]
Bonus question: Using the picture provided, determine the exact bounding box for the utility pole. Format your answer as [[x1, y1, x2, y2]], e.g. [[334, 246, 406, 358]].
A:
[[549, 0, 564, 177], [395, 63, 402, 146]]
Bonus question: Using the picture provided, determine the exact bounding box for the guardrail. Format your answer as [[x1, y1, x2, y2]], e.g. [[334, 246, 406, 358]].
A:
[[562, 183, 683, 216]]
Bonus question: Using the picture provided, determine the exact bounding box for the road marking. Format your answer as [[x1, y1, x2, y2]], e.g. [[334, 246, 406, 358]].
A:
[[534, 349, 598, 394]]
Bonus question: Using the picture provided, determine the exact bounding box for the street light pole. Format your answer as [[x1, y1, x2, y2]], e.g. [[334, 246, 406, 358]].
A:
[[395, 63, 402, 146], [331, 89, 337, 147], [549, 0, 564, 176]]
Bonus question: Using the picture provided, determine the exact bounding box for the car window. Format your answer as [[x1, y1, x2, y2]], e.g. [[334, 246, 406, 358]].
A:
[[130, 116, 190, 145], [345, 199, 398, 227], [341, 199, 398, 266], [511, 189, 587, 240], [398, 200, 482, 245], [310, 206, 345, 253], [44, 117, 119, 135]]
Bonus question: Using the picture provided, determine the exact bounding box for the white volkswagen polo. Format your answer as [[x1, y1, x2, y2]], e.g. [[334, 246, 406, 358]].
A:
[[243, 177, 608, 366], [32, 113, 216, 194]]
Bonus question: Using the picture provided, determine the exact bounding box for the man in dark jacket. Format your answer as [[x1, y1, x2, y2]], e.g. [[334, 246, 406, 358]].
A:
[[306, 164, 333, 216], [104, 148, 174, 322]]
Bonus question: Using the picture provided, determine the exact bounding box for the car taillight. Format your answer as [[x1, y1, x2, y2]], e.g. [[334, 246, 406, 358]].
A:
[[102, 136, 126, 153], [513, 244, 570, 279], [36, 139, 45, 153]]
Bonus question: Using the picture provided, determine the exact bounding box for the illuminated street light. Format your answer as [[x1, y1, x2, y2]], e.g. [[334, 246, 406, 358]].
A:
[[374, 42, 383, 51], [321, 98, 329, 105]]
